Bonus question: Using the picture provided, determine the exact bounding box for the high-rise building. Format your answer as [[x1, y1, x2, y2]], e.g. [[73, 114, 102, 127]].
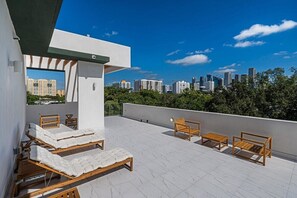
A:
[[213, 76, 223, 88], [112, 80, 131, 89], [120, 80, 131, 89], [241, 74, 248, 84], [27, 78, 57, 96], [57, 90, 65, 96], [206, 74, 213, 82], [112, 82, 120, 88], [248, 68, 256, 79], [199, 76, 205, 87], [172, 81, 190, 94], [191, 77, 196, 90], [193, 82, 200, 91], [235, 74, 241, 82], [162, 85, 172, 93], [248, 68, 256, 86], [224, 72, 232, 87], [205, 81, 215, 92], [134, 79, 162, 93], [218, 78, 224, 87]]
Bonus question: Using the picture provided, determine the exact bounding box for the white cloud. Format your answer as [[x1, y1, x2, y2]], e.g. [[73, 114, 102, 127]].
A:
[[215, 68, 237, 74], [273, 51, 288, 56], [195, 48, 214, 54], [167, 50, 180, 56], [166, 54, 211, 66], [129, 66, 141, 71], [186, 48, 214, 55], [234, 41, 265, 48], [219, 63, 238, 70], [283, 56, 291, 59], [129, 67, 159, 79], [223, 43, 233, 47], [105, 31, 119, 37], [293, 51, 297, 54], [234, 20, 297, 41]]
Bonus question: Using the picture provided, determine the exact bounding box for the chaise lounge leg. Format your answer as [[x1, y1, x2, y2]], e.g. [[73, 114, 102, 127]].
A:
[[98, 141, 104, 150], [129, 158, 133, 171]]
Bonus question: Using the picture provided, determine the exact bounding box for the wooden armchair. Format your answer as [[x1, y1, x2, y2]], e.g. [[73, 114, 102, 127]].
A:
[[232, 132, 272, 166], [173, 118, 201, 141]]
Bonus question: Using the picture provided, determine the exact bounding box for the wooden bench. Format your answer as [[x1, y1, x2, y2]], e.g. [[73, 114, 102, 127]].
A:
[[40, 114, 60, 128], [201, 132, 228, 150], [232, 132, 272, 166]]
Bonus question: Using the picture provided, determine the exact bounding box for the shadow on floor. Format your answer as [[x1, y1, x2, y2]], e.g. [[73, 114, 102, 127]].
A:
[[162, 130, 266, 165], [162, 130, 191, 140]]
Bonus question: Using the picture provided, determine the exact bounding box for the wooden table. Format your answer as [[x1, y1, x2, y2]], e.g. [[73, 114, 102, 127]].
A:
[[201, 132, 228, 150], [65, 118, 77, 129]]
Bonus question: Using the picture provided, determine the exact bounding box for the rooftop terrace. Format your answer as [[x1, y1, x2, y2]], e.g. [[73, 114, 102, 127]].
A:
[[37, 116, 296, 198]]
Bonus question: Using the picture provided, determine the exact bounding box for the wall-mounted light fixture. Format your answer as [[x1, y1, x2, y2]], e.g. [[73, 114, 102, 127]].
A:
[[170, 117, 174, 122], [8, 60, 23, 73], [92, 82, 96, 91]]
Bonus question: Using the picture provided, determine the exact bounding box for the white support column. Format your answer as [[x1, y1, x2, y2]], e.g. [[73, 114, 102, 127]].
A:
[[77, 61, 104, 129]]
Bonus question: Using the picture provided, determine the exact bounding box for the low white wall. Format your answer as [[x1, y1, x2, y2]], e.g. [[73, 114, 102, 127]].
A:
[[123, 103, 297, 161], [26, 102, 78, 124], [0, 0, 26, 197]]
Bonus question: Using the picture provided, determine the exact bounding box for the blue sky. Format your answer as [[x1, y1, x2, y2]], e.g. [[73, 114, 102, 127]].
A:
[[55, 0, 297, 85], [27, 69, 65, 90]]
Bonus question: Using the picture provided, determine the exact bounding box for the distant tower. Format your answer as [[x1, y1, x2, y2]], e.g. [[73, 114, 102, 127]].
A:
[[248, 68, 256, 87], [241, 74, 248, 84], [206, 74, 213, 82], [218, 78, 224, 87], [191, 77, 196, 90], [235, 74, 241, 82], [224, 72, 232, 87], [199, 76, 205, 86]]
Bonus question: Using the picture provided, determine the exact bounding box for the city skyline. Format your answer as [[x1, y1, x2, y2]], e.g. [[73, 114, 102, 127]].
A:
[[27, 69, 65, 90], [56, 0, 297, 86]]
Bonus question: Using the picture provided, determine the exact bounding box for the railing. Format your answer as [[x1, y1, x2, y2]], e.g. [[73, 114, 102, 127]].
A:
[[123, 103, 297, 161]]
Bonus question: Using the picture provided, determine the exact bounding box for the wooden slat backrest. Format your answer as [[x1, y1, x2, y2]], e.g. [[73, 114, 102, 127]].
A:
[[174, 118, 186, 130]]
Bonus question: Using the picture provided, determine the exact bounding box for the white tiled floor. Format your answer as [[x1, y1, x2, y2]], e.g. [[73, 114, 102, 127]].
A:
[[43, 116, 297, 197]]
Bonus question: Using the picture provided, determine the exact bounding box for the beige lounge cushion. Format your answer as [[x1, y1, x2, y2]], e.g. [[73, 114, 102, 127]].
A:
[[30, 145, 133, 177], [30, 145, 76, 176], [28, 129, 104, 149], [29, 123, 98, 140]]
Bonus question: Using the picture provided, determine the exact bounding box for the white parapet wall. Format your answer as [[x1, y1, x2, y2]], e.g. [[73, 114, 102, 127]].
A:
[[0, 0, 26, 197], [26, 102, 78, 125], [123, 103, 297, 161]]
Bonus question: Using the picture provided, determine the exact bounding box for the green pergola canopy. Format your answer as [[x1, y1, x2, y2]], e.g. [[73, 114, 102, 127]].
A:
[[7, 0, 110, 64]]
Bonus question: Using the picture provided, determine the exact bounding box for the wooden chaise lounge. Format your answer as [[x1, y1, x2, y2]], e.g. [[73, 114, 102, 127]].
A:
[[232, 132, 272, 166], [173, 118, 201, 141], [15, 145, 133, 198], [25, 123, 105, 154]]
